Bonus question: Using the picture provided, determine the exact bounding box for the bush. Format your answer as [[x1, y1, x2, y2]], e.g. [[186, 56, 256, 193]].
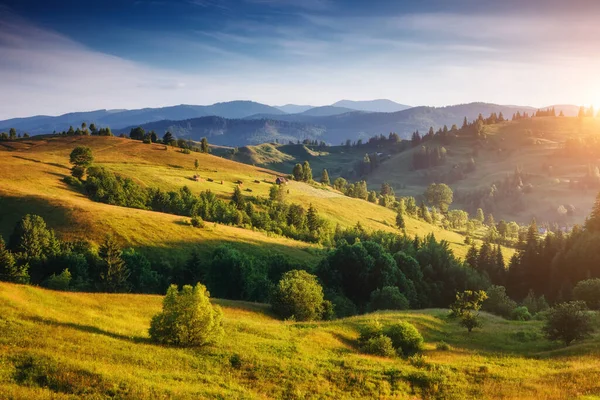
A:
[[271, 270, 325, 321], [460, 312, 481, 333], [229, 354, 242, 369], [436, 341, 450, 351], [573, 278, 600, 310], [510, 306, 532, 321], [149, 283, 224, 347], [384, 321, 424, 356], [361, 335, 396, 357], [543, 301, 594, 346], [483, 285, 516, 318], [63, 175, 82, 188], [368, 286, 410, 312], [358, 320, 384, 345], [44, 269, 72, 291], [191, 216, 205, 228], [71, 166, 86, 179]]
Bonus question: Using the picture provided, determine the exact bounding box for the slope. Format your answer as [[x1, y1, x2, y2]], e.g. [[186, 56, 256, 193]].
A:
[[0, 135, 485, 259], [1, 282, 599, 399]]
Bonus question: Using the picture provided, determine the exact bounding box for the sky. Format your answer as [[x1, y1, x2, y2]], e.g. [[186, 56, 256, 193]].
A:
[[1, 0, 600, 119]]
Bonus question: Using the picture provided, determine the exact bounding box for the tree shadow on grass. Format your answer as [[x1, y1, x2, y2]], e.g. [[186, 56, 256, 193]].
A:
[[25, 315, 152, 345]]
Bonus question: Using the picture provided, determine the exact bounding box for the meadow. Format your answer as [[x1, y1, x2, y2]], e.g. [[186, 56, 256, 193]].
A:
[[1, 282, 599, 399]]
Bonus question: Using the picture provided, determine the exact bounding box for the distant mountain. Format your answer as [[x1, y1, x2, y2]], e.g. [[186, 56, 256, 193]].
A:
[[275, 104, 314, 114], [0, 101, 284, 135], [332, 99, 411, 113], [298, 106, 359, 117], [122, 116, 325, 146]]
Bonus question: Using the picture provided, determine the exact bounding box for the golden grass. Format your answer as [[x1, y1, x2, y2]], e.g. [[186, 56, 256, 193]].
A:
[[1, 282, 600, 399]]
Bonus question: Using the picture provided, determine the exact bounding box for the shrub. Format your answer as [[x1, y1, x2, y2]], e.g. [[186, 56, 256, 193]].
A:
[[368, 286, 410, 312], [63, 176, 82, 188], [71, 166, 86, 179], [358, 320, 384, 345], [436, 341, 450, 351], [191, 216, 205, 228], [483, 285, 516, 318], [384, 321, 424, 356], [149, 283, 224, 347], [511, 306, 532, 321], [573, 278, 600, 310], [44, 269, 72, 291], [229, 354, 242, 369], [271, 270, 325, 321], [543, 301, 594, 346], [361, 335, 396, 357], [460, 312, 481, 333]]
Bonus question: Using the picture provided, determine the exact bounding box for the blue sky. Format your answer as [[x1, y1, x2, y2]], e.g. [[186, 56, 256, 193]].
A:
[[1, 0, 600, 119]]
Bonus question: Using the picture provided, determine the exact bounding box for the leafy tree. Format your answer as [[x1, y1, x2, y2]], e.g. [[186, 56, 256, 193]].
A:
[[573, 278, 600, 310], [8, 214, 57, 261], [269, 184, 286, 202], [292, 164, 303, 181], [44, 269, 72, 291], [384, 321, 424, 356], [271, 270, 325, 321], [163, 131, 175, 145], [368, 286, 409, 311], [543, 301, 594, 346], [424, 183, 453, 213], [333, 177, 347, 192], [510, 306, 532, 321], [149, 131, 158, 143], [129, 126, 145, 140], [483, 285, 516, 318], [368, 191, 377, 203], [320, 169, 330, 185], [200, 137, 209, 153], [71, 166, 85, 179], [451, 290, 488, 332], [98, 235, 130, 293], [302, 161, 312, 182], [149, 283, 224, 347], [69, 146, 94, 168]]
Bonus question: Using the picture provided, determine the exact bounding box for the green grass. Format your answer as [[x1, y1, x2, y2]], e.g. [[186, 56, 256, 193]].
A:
[[0, 135, 497, 261], [1, 282, 600, 399]]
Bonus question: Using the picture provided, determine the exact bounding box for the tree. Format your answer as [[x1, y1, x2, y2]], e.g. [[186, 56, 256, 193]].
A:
[[368, 286, 409, 311], [269, 184, 286, 202], [69, 146, 94, 168], [0, 237, 29, 283], [320, 169, 330, 185], [194, 159, 199, 170], [306, 204, 320, 232], [585, 192, 600, 232], [149, 131, 158, 143], [129, 126, 145, 140], [292, 164, 303, 181], [71, 166, 86, 179], [380, 182, 394, 197], [451, 290, 488, 332], [231, 186, 245, 210], [200, 137, 209, 153], [149, 283, 224, 347], [424, 183, 453, 213], [475, 208, 485, 225], [271, 270, 325, 321], [302, 161, 312, 182], [573, 278, 600, 310], [396, 211, 405, 229], [333, 177, 347, 192], [9, 128, 17, 140], [8, 214, 56, 261], [163, 131, 175, 145], [543, 301, 594, 346], [98, 235, 130, 293]]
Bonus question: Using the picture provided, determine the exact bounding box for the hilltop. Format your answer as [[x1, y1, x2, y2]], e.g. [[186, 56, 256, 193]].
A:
[[1, 282, 599, 399]]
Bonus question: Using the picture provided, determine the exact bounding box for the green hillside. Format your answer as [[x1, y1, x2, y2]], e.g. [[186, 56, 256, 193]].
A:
[[2, 282, 599, 399]]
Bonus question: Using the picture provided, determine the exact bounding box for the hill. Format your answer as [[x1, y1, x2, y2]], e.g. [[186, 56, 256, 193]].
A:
[[275, 104, 314, 114], [1, 282, 599, 399], [298, 106, 359, 117], [0, 101, 284, 136], [0, 135, 489, 261], [333, 99, 411, 113]]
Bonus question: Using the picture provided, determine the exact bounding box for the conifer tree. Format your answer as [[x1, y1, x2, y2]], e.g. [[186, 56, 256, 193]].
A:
[[98, 235, 130, 293], [585, 192, 600, 232], [320, 169, 330, 185], [396, 211, 405, 229], [231, 186, 245, 210], [292, 164, 303, 181]]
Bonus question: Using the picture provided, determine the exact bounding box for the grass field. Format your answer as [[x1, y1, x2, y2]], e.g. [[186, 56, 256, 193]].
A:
[[1, 282, 600, 399], [0, 135, 494, 260]]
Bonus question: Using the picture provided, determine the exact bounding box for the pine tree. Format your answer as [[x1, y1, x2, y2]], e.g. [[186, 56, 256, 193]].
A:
[[465, 244, 478, 269], [231, 186, 245, 210], [396, 211, 405, 229], [0, 237, 29, 283], [302, 161, 312, 182], [585, 192, 600, 232], [98, 235, 130, 293], [200, 137, 209, 153], [292, 164, 303, 181], [475, 208, 485, 224], [307, 204, 320, 232], [320, 169, 330, 185], [485, 213, 495, 227]]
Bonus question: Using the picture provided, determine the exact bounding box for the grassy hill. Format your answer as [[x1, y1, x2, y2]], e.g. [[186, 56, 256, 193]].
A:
[[1, 282, 599, 399], [0, 135, 489, 261], [223, 117, 600, 226]]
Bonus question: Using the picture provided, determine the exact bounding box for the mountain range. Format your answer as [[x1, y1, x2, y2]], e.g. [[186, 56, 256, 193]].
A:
[[0, 100, 580, 146]]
